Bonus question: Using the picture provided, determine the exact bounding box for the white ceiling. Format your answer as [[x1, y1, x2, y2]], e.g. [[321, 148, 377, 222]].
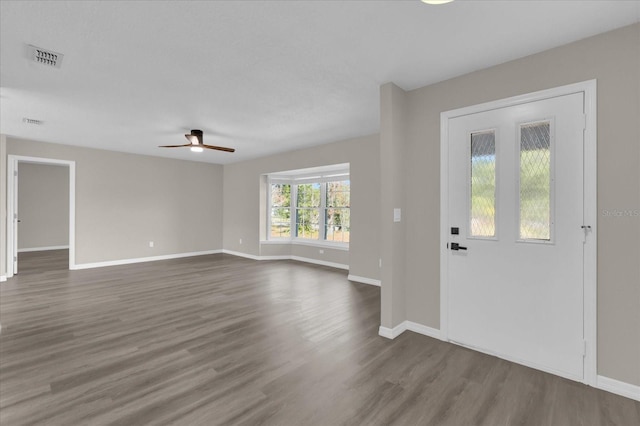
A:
[[1, 1, 638, 165]]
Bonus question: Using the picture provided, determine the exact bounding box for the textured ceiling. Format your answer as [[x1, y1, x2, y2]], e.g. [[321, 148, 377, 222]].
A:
[[1, 0, 638, 164]]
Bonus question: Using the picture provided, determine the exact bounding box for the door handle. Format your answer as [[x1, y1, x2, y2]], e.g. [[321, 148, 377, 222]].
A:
[[451, 242, 467, 251]]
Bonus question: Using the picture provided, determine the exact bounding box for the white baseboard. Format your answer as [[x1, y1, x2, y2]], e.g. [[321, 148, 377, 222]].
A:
[[18, 245, 69, 253], [405, 321, 442, 340], [379, 320, 441, 340], [222, 250, 349, 270], [348, 274, 381, 287], [71, 249, 223, 270], [221, 249, 261, 260], [257, 255, 291, 261], [597, 375, 640, 401], [290, 256, 348, 270], [379, 322, 408, 339], [0, 275, 6, 282]]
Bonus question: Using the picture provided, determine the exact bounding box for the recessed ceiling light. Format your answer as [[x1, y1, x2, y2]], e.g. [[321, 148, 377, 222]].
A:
[[422, 0, 454, 4]]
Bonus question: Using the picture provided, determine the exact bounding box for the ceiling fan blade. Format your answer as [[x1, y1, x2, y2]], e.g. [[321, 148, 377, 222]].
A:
[[202, 144, 235, 153], [158, 144, 192, 148]]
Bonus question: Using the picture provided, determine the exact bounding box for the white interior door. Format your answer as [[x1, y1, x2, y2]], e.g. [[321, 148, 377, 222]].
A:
[[447, 93, 585, 380]]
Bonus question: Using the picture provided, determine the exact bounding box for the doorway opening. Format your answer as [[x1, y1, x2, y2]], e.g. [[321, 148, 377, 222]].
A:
[[6, 155, 76, 277]]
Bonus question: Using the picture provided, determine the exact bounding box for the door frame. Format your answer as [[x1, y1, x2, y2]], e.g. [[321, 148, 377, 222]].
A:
[[439, 80, 597, 386], [6, 155, 76, 277]]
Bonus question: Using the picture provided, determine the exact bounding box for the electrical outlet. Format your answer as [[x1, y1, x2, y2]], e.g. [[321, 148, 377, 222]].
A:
[[319, 249, 324, 254], [149, 241, 154, 248]]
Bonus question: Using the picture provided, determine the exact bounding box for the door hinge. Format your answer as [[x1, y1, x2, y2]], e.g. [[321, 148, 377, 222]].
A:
[[582, 114, 587, 130], [582, 340, 587, 357]]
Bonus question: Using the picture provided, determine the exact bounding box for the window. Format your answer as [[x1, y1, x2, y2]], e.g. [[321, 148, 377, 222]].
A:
[[296, 183, 321, 239], [270, 183, 291, 238], [519, 121, 552, 241], [325, 181, 350, 243], [470, 130, 496, 238], [267, 165, 350, 245]]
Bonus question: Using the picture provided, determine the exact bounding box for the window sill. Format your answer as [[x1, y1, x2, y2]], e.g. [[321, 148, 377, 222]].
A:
[[260, 239, 349, 251]]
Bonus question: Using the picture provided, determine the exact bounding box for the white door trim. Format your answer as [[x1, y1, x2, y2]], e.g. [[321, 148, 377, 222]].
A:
[[6, 155, 76, 276], [439, 80, 597, 386]]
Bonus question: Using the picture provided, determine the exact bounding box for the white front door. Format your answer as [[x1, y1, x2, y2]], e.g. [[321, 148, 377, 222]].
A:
[[447, 93, 585, 380]]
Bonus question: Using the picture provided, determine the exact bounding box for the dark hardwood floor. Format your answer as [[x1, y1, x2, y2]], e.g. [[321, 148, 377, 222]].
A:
[[1, 250, 638, 425]]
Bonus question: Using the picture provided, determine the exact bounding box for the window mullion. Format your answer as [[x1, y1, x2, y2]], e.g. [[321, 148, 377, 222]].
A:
[[320, 183, 327, 240], [267, 179, 272, 240], [291, 184, 298, 239]]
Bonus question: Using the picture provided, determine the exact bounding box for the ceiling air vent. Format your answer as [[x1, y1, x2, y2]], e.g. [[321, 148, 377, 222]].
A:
[[23, 118, 44, 125], [28, 45, 64, 68]]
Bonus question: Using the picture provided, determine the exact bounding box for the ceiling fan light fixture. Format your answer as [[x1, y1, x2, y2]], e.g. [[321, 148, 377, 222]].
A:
[[421, 0, 454, 4], [159, 129, 234, 153]]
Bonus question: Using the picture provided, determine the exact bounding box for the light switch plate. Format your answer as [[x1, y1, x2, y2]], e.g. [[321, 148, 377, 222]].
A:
[[394, 208, 401, 222]]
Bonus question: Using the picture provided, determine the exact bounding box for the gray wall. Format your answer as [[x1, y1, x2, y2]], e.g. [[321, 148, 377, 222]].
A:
[[390, 23, 639, 386], [3, 137, 224, 265], [223, 134, 380, 280], [380, 83, 408, 328], [17, 163, 69, 250]]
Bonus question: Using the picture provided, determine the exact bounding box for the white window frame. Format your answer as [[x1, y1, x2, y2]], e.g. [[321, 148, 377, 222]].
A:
[[468, 127, 499, 241], [265, 165, 350, 249]]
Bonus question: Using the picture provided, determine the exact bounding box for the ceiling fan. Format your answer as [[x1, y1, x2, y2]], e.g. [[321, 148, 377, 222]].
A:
[[159, 129, 235, 153]]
